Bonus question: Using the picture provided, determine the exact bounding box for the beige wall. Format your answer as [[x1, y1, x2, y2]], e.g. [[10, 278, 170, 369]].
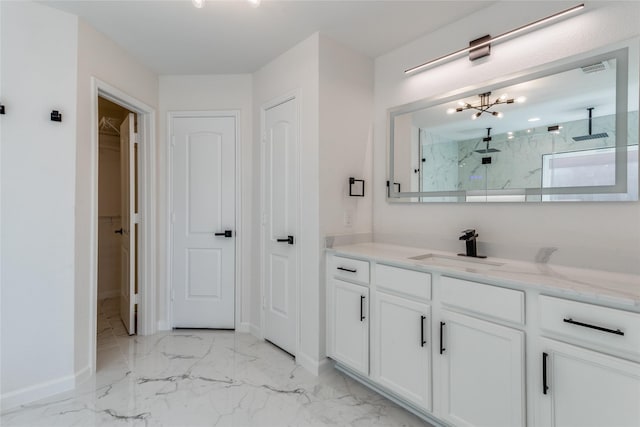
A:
[[157, 74, 253, 330], [251, 33, 375, 370], [1, 0, 78, 409], [373, 1, 640, 274], [253, 33, 321, 371], [318, 35, 374, 361], [75, 19, 159, 376], [97, 135, 121, 300]]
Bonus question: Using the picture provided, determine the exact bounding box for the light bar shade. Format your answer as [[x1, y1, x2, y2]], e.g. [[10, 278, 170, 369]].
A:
[[405, 3, 584, 75]]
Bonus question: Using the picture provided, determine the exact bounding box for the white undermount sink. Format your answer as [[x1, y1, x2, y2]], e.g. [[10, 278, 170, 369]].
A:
[[408, 253, 504, 270]]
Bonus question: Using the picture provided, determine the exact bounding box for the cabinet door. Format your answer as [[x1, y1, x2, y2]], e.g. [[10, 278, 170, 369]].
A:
[[439, 310, 525, 427], [372, 291, 431, 410], [332, 279, 369, 375], [538, 338, 640, 427]]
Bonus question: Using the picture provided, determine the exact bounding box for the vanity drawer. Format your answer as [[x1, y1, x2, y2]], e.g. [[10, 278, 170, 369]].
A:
[[441, 276, 525, 324], [331, 255, 370, 284], [540, 295, 640, 357], [375, 264, 431, 300]]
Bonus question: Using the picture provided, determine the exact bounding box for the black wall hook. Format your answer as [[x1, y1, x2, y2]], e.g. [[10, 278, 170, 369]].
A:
[[349, 177, 365, 197], [51, 110, 62, 122], [0, 104, 5, 115]]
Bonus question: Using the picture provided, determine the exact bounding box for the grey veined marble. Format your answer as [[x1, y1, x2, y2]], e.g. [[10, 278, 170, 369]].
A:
[[420, 111, 639, 194], [2, 299, 428, 427]]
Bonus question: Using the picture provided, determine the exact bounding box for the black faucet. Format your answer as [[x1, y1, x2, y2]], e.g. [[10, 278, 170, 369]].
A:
[[458, 229, 486, 258]]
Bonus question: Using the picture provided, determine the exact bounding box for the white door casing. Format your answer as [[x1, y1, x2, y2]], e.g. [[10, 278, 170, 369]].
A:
[[171, 115, 236, 328], [119, 113, 136, 335], [90, 79, 157, 378], [262, 97, 299, 355]]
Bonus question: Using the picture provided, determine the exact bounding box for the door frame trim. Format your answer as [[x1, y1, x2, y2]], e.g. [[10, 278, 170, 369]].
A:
[[166, 110, 242, 329], [259, 91, 302, 357], [89, 78, 157, 374]]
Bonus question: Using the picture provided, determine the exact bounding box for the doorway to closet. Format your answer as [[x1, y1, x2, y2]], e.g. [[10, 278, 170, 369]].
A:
[[96, 97, 138, 366]]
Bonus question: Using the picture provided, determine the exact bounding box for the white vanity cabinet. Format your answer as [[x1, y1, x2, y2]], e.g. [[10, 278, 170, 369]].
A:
[[438, 310, 525, 427], [538, 338, 640, 427], [537, 296, 640, 427], [437, 276, 526, 427], [327, 255, 370, 375], [326, 247, 640, 427], [371, 264, 432, 411]]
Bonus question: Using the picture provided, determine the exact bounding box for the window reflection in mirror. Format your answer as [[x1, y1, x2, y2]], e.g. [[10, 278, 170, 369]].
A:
[[389, 46, 639, 202]]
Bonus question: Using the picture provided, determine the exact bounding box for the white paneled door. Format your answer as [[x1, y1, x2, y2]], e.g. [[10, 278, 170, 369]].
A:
[[171, 115, 236, 328], [119, 113, 136, 335], [263, 98, 298, 355]]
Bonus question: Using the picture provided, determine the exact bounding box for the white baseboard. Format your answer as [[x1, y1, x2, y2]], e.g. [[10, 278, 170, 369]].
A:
[[98, 289, 119, 300], [157, 320, 170, 331], [1, 371, 76, 413], [317, 357, 331, 375], [296, 352, 330, 376], [236, 322, 251, 333], [74, 366, 92, 386], [249, 323, 262, 339]]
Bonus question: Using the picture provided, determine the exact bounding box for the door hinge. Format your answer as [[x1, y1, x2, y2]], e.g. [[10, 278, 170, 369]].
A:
[[134, 293, 140, 304], [171, 288, 175, 301], [134, 133, 140, 144], [261, 212, 267, 226], [262, 295, 266, 309], [171, 135, 175, 146], [261, 131, 267, 143], [133, 213, 141, 224]]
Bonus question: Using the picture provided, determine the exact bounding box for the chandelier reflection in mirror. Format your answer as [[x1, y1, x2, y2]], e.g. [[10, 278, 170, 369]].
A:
[[447, 92, 526, 120]]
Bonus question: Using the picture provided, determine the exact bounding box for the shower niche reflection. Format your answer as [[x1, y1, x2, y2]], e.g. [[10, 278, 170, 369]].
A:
[[389, 45, 639, 202]]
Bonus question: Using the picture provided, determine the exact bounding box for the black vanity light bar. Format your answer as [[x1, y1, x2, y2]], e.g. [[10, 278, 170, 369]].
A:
[[404, 3, 585, 75]]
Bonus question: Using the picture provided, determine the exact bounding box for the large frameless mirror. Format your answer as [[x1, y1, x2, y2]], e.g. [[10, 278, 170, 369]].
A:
[[388, 44, 639, 202]]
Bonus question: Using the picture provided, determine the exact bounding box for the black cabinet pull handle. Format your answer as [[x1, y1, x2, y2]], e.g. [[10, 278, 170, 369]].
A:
[[563, 318, 624, 336], [337, 267, 357, 273], [214, 230, 233, 238], [114, 228, 124, 235], [439, 322, 446, 354], [360, 295, 366, 321], [542, 352, 549, 395], [421, 315, 427, 347], [276, 236, 295, 245]]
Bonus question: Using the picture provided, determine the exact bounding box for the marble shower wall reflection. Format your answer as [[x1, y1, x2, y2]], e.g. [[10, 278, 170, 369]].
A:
[[420, 111, 639, 193]]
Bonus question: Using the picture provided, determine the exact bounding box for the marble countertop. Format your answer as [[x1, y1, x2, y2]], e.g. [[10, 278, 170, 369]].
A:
[[328, 243, 640, 310]]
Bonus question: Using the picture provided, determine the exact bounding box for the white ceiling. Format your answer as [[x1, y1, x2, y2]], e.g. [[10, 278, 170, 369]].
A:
[[46, 0, 493, 75]]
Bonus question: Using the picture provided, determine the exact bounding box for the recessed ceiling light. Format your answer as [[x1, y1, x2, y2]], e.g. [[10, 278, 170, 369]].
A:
[[248, 0, 261, 7], [192, 0, 204, 8], [528, 117, 541, 122]]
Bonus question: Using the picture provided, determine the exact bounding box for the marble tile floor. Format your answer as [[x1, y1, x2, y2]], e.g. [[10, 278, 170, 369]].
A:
[[2, 301, 430, 427]]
